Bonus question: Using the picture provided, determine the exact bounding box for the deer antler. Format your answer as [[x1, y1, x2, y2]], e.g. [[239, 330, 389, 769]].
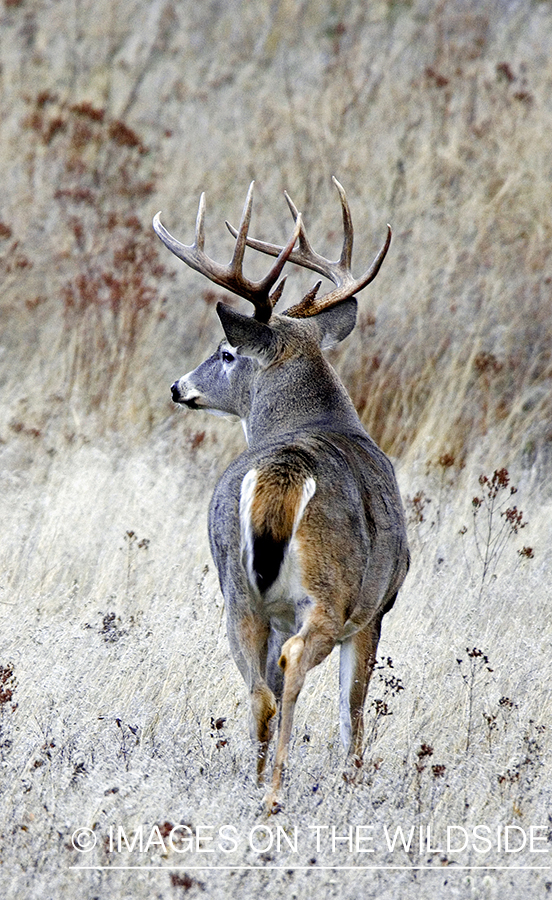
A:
[[153, 182, 301, 323], [226, 177, 391, 319]]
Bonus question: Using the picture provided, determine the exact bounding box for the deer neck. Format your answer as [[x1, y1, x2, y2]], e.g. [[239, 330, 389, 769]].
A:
[[244, 357, 363, 449]]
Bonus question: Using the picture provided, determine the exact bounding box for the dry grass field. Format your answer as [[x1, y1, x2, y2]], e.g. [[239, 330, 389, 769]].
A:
[[1, 1, 552, 897]]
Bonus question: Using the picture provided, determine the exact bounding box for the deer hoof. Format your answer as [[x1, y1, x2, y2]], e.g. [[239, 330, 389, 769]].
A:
[[342, 754, 364, 784], [263, 790, 283, 815]]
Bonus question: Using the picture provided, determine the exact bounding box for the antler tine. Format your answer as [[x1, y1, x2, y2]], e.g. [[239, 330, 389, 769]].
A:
[[284, 191, 337, 279], [153, 184, 301, 322], [227, 180, 254, 278], [195, 191, 207, 251], [331, 176, 353, 271]]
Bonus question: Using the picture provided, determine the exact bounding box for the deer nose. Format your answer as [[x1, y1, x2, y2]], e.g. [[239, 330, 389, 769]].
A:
[[171, 381, 181, 402]]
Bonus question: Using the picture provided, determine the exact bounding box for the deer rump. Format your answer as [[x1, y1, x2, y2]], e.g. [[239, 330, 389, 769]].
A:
[[209, 430, 406, 639]]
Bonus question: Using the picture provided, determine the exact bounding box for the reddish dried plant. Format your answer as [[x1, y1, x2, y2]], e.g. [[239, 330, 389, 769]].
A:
[[22, 93, 174, 431], [462, 468, 533, 599]]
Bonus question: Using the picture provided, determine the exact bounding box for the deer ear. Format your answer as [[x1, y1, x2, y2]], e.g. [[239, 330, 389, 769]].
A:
[[312, 297, 358, 349], [216, 302, 275, 359]]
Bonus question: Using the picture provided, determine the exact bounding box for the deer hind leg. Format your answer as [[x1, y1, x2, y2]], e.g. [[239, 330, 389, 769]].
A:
[[339, 616, 383, 781], [251, 626, 289, 783], [227, 610, 278, 783], [264, 608, 337, 813], [251, 680, 278, 782]]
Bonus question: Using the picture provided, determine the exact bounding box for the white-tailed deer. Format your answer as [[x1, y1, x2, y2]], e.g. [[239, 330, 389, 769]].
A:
[[153, 179, 409, 813]]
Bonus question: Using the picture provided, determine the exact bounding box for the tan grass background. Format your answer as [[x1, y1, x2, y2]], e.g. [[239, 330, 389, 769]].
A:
[[1, 1, 552, 897]]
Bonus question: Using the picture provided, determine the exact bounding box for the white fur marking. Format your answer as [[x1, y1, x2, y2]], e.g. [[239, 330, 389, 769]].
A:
[[240, 419, 250, 444], [240, 469, 258, 588], [294, 477, 316, 536], [339, 639, 354, 750]]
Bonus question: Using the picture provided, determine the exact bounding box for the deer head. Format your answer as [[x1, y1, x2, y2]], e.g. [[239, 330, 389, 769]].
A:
[[153, 179, 391, 442]]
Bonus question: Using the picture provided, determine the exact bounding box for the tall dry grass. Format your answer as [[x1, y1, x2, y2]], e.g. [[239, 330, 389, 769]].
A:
[[1, 1, 552, 898], [3, 0, 552, 465]]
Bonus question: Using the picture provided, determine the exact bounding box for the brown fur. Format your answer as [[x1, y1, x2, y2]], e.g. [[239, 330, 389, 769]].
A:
[[250, 464, 309, 544]]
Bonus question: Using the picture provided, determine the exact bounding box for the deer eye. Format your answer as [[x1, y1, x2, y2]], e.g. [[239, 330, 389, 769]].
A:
[[221, 349, 235, 363]]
